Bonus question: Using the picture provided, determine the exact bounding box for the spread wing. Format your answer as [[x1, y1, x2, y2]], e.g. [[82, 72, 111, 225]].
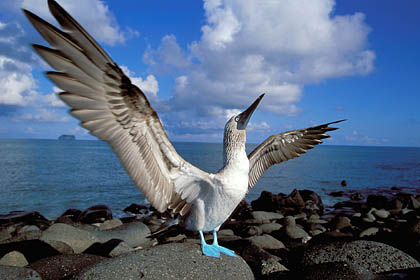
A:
[[23, 0, 210, 215], [247, 120, 344, 190]]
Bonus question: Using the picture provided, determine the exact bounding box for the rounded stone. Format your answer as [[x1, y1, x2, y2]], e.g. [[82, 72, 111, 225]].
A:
[[247, 234, 286, 250], [251, 211, 284, 221], [0, 251, 28, 267], [259, 223, 282, 234], [74, 242, 254, 280], [372, 209, 390, 219], [301, 240, 420, 273], [359, 227, 379, 238]]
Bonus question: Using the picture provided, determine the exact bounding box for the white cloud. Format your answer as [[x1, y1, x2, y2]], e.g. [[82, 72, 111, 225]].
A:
[[43, 87, 66, 107], [20, 0, 130, 46], [145, 0, 375, 130], [120, 66, 159, 97], [13, 108, 69, 123]]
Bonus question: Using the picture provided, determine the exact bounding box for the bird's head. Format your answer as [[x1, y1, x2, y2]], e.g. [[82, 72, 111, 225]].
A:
[[223, 94, 264, 147]]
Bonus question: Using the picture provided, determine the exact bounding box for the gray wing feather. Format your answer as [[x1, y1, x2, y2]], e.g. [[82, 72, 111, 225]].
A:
[[23, 0, 209, 214], [247, 120, 344, 190]]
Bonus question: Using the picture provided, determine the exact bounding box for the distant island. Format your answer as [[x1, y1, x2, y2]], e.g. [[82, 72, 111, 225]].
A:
[[58, 135, 76, 140]]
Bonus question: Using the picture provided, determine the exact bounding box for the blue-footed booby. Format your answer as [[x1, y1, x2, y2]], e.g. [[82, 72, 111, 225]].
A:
[[24, 0, 344, 258]]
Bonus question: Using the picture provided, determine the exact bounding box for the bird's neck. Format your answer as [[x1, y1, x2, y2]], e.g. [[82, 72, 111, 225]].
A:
[[222, 131, 248, 170]]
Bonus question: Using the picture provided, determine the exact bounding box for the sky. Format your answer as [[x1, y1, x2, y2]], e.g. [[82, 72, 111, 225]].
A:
[[0, 0, 419, 147]]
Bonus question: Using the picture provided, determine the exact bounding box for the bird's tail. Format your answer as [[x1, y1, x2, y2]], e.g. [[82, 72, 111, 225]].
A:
[[148, 218, 181, 239]]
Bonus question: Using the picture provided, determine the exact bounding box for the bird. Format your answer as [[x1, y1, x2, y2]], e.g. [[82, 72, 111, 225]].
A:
[[24, 0, 344, 258]]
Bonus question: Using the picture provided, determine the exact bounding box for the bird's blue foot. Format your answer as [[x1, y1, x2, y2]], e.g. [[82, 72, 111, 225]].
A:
[[201, 243, 221, 258], [213, 244, 236, 257]]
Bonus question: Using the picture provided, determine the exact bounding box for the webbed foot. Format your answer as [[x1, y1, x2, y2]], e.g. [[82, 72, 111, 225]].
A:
[[213, 244, 236, 257]]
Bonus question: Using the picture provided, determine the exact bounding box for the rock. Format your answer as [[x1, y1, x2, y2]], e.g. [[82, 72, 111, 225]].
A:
[[74, 242, 254, 280], [301, 240, 420, 273], [307, 215, 327, 224], [372, 209, 390, 219], [0, 211, 49, 228], [29, 254, 106, 280], [329, 191, 345, 197], [0, 240, 60, 263], [284, 216, 311, 241], [77, 205, 113, 224], [14, 225, 41, 241], [0, 229, 11, 242], [259, 223, 282, 234], [410, 195, 420, 209], [367, 195, 388, 209], [244, 225, 263, 237], [283, 261, 375, 280], [333, 216, 352, 230], [218, 229, 234, 236], [123, 203, 148, 214], [99, 219, 123, 231], [229, 200, 253, 221], [86, 221, 151, 248], [0, 251, 28, 267], [247, 234, 285, 250], [83, 239, 126, 257], [359, 227, 379, 238], [109, 241, 133, 257], [165, 234, 187, 242], [300, 190, 324, 216], [251, 211, 284, 221], [261, 260, 288, 276], [0, 265, 41, 280], [44, 240, 74, 254], [341, 180, 347, 187], [363, 212, 376, 223], [40, 223, 99, 254], [58, 208, 82, 222], [251, 191, 282, 212], [350, 192, 364, 201]]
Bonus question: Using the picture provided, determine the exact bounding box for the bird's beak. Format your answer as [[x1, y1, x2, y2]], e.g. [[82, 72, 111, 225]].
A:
[[237, 93, 264, 130]]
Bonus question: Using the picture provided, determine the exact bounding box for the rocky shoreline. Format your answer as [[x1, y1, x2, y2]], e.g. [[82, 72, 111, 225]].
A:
[[0, 187, 419, 279]]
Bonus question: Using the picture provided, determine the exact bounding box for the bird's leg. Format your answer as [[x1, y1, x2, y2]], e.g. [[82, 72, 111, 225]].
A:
[[211, 230, 236, 257], [199, 230, 220, 258]]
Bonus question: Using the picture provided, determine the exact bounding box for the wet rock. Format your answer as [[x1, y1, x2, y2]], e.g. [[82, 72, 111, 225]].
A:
[[0, 240, 59, 263], [0, 251, 28, 267], [251, 211, 284, 222], [350, 192, 364, 201], [0, 265, 41, 280], [341, 180, 347, 187], [0, 211, 49, 228], [29, 254, 106, 280], [300, 190, 324, 216], [247, 234, 286, 250], [58, 208, 82, 222], [123, 203, 148, 215], [367, 195, 388, 210], [301, 240, 420, 273], [74, 242, 254, 280], [259, 223, 282, 234], [251, 191, 282, 212], [329, 191, 345, 197], [40, 223, 99, 254], [99, 219, 123, 231], [77, 205, 113, 224]]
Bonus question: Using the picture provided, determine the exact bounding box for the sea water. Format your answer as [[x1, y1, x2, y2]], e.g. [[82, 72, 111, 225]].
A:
[[0, 139, 419, 219]]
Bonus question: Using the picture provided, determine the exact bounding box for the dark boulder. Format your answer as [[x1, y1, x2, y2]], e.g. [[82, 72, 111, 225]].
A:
[[58, 208, 82, 222], [123, 203, 148, 215], [329, 191, 345, 197], [229, 200, 253, 221], [77, 205, 112, 224], [0, 211, 49, 228], [366, 195, 388, 209], [349, 192, 364, 201], [0, 240, 60, 264]]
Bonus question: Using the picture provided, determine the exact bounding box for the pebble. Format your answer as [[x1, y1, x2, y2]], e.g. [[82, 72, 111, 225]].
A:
[[247, 234, 286, 250], [0, 251, 29, 267]]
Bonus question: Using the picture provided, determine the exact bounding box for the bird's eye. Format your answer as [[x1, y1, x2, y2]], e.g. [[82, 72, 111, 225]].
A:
[[235, 116, 239, 122]]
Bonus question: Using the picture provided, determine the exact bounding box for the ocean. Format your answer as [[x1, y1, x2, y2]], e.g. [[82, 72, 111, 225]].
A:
[[0, 139, 419, 219]]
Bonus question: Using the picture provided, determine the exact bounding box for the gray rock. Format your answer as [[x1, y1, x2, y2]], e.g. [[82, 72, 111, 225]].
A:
[[218, 229, 234, 236], [359, 227, 379, 238], [372, 209, 390, 219], [86, 221, 151, 248], [0, 229, 11, 242], [301, 240, 420, 273], [44, 240, 74, 254], [334, 216, 352, 230], [252, 211, 284, 222], [165, 234, 187, 243], [0, 265, 41, 280], [294, 261, 375, 280], [99, 219, 123, 231], [245, 225, 263, 236], [14, 225, 42, 241], [30, 254, 106, 280], [259, 223, 282, 234], [40, 223, 99, 253], [108, 241, 133, 257], [0, 251, 29, 267], [247, 234, 285, 250], [284, 217, 310, 241], [74, 242, 254, 280], [261, 260, 288, 275]]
